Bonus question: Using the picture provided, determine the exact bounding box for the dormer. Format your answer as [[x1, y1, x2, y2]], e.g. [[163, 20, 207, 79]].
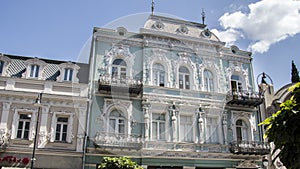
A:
[[24, 58, 47, 79], [57, 62, 80, 83], [0, 54, 11, 76]]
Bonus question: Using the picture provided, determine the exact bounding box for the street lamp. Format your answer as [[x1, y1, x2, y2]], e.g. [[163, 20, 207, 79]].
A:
[[31, 93, 42, 169]]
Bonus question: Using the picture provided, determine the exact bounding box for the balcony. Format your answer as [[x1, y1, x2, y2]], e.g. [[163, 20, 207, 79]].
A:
[[98, 74, 143, 96], [229, 141, 270, 155], [94, 132, 143, 149], [226, 90, 264, 106]]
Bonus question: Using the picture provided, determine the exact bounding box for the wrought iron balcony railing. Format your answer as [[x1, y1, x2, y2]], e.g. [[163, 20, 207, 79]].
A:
[[94, 132, 143, 149], [229, 140, 270, 155], [98, 74, 143, 95], [226, 90, 264, 106]]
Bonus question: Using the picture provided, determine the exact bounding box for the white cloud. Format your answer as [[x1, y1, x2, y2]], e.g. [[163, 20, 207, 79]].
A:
[[216, 0, 300, 53], [211, 28, 243, 46]]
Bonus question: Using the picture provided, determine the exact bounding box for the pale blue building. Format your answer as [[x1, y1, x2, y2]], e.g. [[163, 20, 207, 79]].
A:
[[85, 14, 269, 169]]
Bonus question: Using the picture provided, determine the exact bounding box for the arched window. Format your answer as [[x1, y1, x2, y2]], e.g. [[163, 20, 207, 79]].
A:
[[179, 66, 190, 89], [29, 64, 40, 78], [109, 110, 125, 135], [236, 119, 248, 142], [153, 63, 165, 87], [204, 70, 214, 92], [112, 59, 127, 79], [231, 75, 243, 92]]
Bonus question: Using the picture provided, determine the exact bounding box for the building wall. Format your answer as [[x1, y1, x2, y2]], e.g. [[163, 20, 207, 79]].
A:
[[0, 54, 89, 169], [86, 15, 268, 169]]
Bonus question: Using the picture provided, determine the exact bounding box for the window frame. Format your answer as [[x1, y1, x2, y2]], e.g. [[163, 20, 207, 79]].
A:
[[29, 64, 40, 78], [50, 112, 73, 143], [151, 113, 166, 141], [111, 59, 127, 80], [179, 115, 193, 142], [231, 74, 243, 92], [152, 63, 165, 87], [64, 68, 73, 81], [108, 109, 126, 136], [204, 69, 214, 92], [205, 117, 220, 144], [235, 119, 249, 142], [16, 114, 32, 139], [55, 117, 69, 142], [178, 66, 190, 89]]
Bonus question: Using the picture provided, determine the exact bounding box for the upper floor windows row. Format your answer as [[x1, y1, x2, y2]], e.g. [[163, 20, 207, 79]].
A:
[[0, 57, 80, 83], [105, 58, 246, 93]]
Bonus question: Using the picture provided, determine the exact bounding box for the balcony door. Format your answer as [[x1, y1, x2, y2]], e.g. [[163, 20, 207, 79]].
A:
[[112, 59, 127, 83]]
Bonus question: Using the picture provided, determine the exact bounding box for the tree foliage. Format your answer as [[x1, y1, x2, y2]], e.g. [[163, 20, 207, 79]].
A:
[[260, 82, 300, 169], [291, 60, 300, 83], [97, 157, 143, 169]]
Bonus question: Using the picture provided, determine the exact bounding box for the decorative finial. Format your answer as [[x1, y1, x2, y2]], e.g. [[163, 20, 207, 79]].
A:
[[201, 8, 205, 25], [151, 0, 155, 15]]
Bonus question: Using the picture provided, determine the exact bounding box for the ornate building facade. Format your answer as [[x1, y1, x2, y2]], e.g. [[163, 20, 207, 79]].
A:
[[86, 15, 270, 169], [0, 53, 89, 169]]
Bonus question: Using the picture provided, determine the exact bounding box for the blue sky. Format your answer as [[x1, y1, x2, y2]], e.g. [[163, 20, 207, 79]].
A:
[[1, 0, 300, 90]]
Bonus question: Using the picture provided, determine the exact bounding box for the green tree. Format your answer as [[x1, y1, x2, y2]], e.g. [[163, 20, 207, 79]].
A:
[[97, 157, 143, 169], [260, 82, 300, 169], [291, 60, 300, 83]]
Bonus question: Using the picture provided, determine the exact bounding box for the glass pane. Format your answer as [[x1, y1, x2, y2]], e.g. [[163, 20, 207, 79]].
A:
[[62, 124, 68, 132], [25, 121, 30, 130], [56, 124, 61, 132], [113, 59, 126, 66], [179, 66, 189, 73], [159, 122, 165, 140], [35, 65, 40, 77], [152, 122, 157, 139], [24, 130, 29, 139], [55, 133, 60, 140], [159, 73, 165, 86], [17, 130, 22, 138], [109, 119, 116, 133], [119, 124, 125, 134], [18, 121, 24, 129], [179, 75, 183, 89], [185, 75, 190, 89], [62, 133, 67, 141], [69, 69, 73, 81], [0, 61, 3, 74]]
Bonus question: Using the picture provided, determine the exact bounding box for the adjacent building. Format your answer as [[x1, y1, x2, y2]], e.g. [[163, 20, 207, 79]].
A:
[[85, 14, 270, 169], [0, 53, 89, 169]]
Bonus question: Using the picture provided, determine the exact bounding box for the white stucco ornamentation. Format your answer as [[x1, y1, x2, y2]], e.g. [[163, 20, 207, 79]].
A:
[[226, 61, 250, 90], [103, 44, 135, 77]]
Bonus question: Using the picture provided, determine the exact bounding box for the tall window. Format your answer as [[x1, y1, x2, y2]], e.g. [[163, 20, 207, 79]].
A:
[[231, 75, 243, 92], [30, 64, 39, 78], [112, 59, 127, 80], [64, 68, 73, 81], [152, 113, 166, 140], [204, 70, 214, 92], [179, 66, 190, 89], [109, 110, 125, 135], [17, 114, 31, 139], [180, 115, 193, 142], [153, 63, 165, 87], [206, 117, 219, 143], [0, 61, 4, 75], [55, 117, 68, 142], [236, 119, 248, 142]]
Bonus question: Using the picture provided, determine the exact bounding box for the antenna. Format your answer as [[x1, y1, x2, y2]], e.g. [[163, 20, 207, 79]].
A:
[[151, 0, 155, 15], [201, 8, 205, 25]]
